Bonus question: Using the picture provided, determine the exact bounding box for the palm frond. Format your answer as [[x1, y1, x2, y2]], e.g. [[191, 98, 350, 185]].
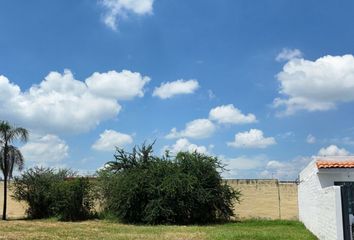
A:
[[13, 127, 29, 142], [0, 121, 11, 140], [0, 145, 25, 178], [0, 121, 29, 144]]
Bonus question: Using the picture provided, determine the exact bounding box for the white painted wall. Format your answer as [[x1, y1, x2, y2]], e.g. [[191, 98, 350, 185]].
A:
[[297, 157, 354, 240]]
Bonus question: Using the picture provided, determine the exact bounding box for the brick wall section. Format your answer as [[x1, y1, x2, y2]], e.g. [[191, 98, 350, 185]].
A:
[[0, 179, 298, 220], [227, 179, 298, 220]]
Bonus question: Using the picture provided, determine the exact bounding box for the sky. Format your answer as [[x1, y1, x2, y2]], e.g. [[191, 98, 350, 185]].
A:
[[1, 0, 354, 180]]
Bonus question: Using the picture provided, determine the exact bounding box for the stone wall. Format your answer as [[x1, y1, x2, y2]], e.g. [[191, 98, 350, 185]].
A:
[[0, 179, 298, 220]]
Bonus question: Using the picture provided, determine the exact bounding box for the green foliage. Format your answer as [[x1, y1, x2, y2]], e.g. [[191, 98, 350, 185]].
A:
[[12, 167, 66, 219], [12, 167, 95, 221], [52, 178, 95, 221], [97, 144, 241, 224]]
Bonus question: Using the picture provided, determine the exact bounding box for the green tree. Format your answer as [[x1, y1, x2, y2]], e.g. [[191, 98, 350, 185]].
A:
[[98, 143, 241, 224], [0, 121, 28, 220]]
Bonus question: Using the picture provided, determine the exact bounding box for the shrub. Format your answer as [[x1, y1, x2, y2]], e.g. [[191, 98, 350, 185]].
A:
[[12, 167, 69, 219], [97, 144, 241, 224], [52, 177, 95, 221], [12, 167, 95, 221]]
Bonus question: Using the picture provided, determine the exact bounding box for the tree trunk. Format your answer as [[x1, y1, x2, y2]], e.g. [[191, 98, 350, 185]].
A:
[[2, 174, 7, 220], [2, 142, 8, 221]]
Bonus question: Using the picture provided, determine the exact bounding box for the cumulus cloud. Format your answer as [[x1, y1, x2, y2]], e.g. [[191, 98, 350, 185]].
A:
[[306, 134, 316, 144], [222, 154, 312, 180], [92, 129, 133, 151], [100, 0, 154, 30], [276, 48, 303, 62], [318, 145, 350, 156], [274, 54, 354, 115], [20, 134, 69, 166], [223, 155, 267, 171], [227, 129, 276, 149], [209, 104, 256, 124], [221, 155, 269, 179], [86, 70, 150, 100], [0, 75, 20, 101], [152, 79, 199, 99], [162, 138, 209, 155], [166, 119, 216, 139], [260, 157, 312, 180], [0, 69, 149, 133]]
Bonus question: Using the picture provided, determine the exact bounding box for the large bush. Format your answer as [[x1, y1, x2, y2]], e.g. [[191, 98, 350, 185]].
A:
[[12, 167, 95, 221], [52, 177, 95, 221], [97, 144, 241, 224]]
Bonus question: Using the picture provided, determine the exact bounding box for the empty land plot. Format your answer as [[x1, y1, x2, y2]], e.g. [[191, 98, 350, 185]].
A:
[[0, 219, 316, 240]]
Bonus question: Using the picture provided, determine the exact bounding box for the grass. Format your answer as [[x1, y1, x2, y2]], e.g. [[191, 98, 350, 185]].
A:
[[0, 219, 317, 240]]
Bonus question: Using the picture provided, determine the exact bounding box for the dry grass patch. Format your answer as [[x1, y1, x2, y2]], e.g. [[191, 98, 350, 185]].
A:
[[0, 219, 316, 240]]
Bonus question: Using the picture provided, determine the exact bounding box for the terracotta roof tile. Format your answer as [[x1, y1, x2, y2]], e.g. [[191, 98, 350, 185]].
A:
[[316, 160, 354, 169]]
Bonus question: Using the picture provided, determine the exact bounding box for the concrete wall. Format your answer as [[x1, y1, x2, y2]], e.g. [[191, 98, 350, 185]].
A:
[[0, 182, 28, 219], [227, 179, 298, 220], [0, 179, 299, 220], [298, 160, 345, 240]]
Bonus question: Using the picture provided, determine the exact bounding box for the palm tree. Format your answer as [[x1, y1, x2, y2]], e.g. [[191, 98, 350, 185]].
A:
[[0, 121, 28, 220]]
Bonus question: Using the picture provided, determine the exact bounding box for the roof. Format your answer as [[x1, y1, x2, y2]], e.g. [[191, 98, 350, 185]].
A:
[[316, 160, 354, 169]]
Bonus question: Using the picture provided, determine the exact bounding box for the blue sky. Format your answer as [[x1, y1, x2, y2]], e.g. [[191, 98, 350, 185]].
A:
[[1, 0, 354, 180]]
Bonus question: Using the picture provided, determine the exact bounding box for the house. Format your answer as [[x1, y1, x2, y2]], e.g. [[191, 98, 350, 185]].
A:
[[298, 156, 354, 240]]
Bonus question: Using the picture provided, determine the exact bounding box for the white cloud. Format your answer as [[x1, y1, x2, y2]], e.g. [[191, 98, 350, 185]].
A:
[[274, 54, 354, 115], [276, 48, 303, 62], [209, 104, 257, 124], [92, 129, 133, 151], [306, 134, 316, 144], [260, 157, 312, 180], [20, 134, 69, 166], [100, 0, 154, 30], [166, 118, 216, 139], [221, 155, 269, 179], [86, 70, 150, 100], [221, 154, 312, 180], [0, 75, 20, 101], [227, 129, 276, 149], [152, 79, 199, 99], [318, 145, 350, 156], [223, 155, 267, 171], [162, 138, 209, 155], [0, 69, 149, 133]]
